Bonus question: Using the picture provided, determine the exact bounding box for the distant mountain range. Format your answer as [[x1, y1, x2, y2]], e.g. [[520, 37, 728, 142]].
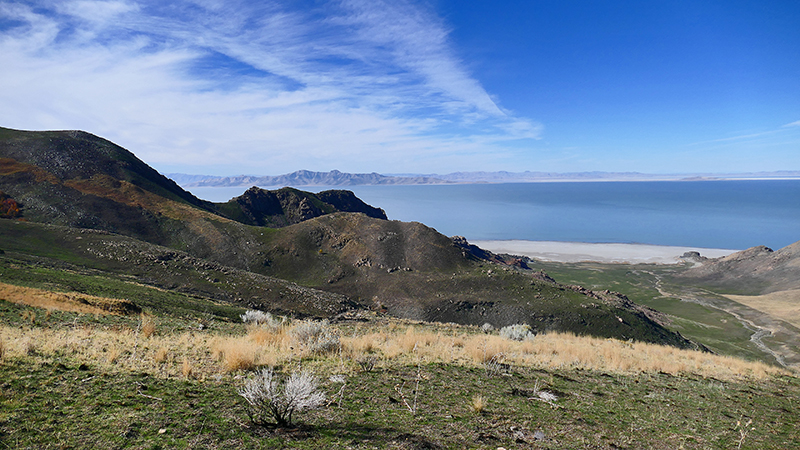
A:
[[169, 170, 449, 187], [170, 169, 800, 187]]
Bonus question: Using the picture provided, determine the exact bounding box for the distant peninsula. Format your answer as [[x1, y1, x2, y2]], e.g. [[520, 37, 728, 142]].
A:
[[170, 169, 800, 187]]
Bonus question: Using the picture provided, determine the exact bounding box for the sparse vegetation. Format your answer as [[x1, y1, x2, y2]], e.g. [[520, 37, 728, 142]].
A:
[[139, 313, 157, 338], [356, 354, 377, 372]]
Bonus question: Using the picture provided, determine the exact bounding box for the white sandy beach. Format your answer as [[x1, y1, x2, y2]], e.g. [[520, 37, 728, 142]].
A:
[[471, 240, 738, 264]]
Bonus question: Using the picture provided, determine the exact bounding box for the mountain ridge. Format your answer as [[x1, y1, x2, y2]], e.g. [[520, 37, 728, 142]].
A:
[[170, 169, 800, 187], [0, 126, 702, 347]]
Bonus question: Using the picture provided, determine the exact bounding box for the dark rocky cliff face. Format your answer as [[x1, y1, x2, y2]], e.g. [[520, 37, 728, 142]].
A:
[[316, 190, 387, 220], [216, 186, 386, 228]]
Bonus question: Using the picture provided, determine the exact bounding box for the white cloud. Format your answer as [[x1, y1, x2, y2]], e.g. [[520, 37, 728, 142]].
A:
[[783, 120, 800, 128], [0, 0, 541, 174], [57, 0, 139, 25]]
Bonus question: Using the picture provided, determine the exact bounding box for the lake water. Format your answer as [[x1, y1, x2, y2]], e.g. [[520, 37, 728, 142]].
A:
[[187, 180, 800, 251]]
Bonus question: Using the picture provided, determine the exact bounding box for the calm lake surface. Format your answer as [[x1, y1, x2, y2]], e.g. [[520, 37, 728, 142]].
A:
[[187, 180, 800, 251]]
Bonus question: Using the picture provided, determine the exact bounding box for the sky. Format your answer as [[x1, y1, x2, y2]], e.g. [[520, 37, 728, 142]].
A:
[[1, 0, 799, 176]]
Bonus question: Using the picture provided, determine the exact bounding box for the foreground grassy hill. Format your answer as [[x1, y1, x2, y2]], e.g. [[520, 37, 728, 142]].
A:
[[0, 285, 797, 450]]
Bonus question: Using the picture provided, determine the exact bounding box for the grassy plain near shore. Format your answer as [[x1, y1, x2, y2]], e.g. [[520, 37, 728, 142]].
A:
[[1, 287, 798, 449]]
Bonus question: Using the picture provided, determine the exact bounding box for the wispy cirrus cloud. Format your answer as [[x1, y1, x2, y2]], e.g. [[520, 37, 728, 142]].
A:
[[688, 120, 800, 146], [0, 0, 541, 174]]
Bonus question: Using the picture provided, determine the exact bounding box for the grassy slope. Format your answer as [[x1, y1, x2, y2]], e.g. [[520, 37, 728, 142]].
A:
[[0, 299, 797, 450], [0, 220, 357, 318], [251, 213, 694, 347]]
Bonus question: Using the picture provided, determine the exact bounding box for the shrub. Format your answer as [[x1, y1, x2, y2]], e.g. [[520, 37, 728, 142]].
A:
[[356, 354, 377, 372], [484, 352, 509, 377], [154, 347, 168, 364], [181, 357, 194, 379], [499, 323, 534, 341], [241, 310, 283, 329], [238, 368, 326, 427], [290, 320, 341, 355], [481, 323, 494, 333]]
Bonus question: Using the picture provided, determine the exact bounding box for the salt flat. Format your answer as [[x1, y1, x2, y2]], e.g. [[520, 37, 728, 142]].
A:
[[471, 240, 738, 264]]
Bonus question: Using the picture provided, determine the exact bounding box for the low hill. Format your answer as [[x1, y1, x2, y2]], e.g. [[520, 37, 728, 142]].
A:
[[677, 241, 800, 294], [0, 126, 698, 347]]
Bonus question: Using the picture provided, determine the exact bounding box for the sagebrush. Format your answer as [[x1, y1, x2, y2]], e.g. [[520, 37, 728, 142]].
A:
[[499, 323, 534, 341], [238, 368, 326, 426]]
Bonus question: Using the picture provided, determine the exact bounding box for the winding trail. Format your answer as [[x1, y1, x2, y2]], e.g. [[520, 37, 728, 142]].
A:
[[644, 270, 799, 369]]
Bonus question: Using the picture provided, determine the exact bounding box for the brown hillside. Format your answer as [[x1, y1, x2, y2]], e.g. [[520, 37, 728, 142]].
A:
[[678, 241, 800, 294]]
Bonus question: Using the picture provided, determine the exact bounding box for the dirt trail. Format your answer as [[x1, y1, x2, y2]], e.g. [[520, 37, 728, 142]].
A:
[[645, 271, 800, 370]]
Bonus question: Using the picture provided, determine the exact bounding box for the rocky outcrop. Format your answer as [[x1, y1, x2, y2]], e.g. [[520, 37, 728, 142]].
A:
[[219, 186, 386, 228], [678, 241, 800, 294], [451, 236, 530, 269], [316, 190, 387, 220]]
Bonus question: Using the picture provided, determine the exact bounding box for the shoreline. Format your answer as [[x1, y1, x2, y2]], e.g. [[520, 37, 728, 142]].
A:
[[470, 240, 739, 264]]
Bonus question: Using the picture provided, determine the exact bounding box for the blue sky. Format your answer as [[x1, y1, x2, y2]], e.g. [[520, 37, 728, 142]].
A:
[[1, 0, 798, 175]]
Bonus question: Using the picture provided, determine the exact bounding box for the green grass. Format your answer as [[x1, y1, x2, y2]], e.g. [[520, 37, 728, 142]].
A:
[[2, 347, 798, 449], [0, 256, 244, 322]]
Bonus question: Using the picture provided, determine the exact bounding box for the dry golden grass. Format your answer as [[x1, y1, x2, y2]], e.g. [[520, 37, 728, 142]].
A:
[[470, 395, 487, 414], [0, 323, 220, 379], [21, 310, 36, 325], [247, 324, 288, 347], [0, 281, 134, 315], [210, 336, 272, 372], [139, 314, 157, 338], [106, 347, 121, 364], [469, 336, 511, 364], [0, 310, 789, 382], [154, 347, 169, 364], [725, 290, 800, 328], [182, 357, 194, 379]]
